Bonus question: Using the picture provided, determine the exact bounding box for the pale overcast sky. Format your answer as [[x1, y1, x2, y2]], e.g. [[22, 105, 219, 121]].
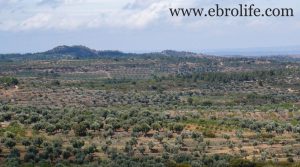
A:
[[0, 0, 299, 53]]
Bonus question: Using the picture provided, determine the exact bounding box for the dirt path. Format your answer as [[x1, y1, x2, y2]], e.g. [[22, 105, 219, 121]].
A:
[[104, 70, 112, 79], [0, 85, 19, 98]]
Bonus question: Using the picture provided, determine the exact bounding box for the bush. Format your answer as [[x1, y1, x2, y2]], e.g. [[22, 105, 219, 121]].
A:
[[5, 157, 20, 167], [203, 131, 216, 138], [24, 152, 36, 162], [73, 123, 87, 136], [0, 77, 18, 86], [287, 157, 294, 163], [229, 159, 256, 167], [202, 101, 213, 107], [4, 138, 16, 149], [173, 123, 184, 133]]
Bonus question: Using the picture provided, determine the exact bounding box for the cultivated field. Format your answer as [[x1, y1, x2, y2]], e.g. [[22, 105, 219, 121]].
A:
[[1, 47, 300, 167]]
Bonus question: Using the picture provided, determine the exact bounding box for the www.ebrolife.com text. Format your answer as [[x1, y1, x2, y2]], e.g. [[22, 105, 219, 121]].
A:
[[169, 4, 294, 17]]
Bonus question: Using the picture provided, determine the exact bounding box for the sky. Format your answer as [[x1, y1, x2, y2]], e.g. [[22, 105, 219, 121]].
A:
[[0, 0, 299, 53]]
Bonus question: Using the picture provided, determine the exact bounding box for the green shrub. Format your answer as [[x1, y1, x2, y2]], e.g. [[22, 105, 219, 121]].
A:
[[203, 131, 216, 138], [0, 77, 18, 86], [229, 159, 257, 167]]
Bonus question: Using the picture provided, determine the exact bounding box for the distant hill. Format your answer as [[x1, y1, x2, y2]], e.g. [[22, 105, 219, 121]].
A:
[[0, 45, 128, 61], [1, 45, 299, 61], [161, 50, 198, 57], [0, 45, 204, 61], [44, 45, 98, 57], [44, 45, 127, 58]]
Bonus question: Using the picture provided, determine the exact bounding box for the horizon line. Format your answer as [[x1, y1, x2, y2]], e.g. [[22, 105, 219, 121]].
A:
[[1, 44, 300, 56]]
